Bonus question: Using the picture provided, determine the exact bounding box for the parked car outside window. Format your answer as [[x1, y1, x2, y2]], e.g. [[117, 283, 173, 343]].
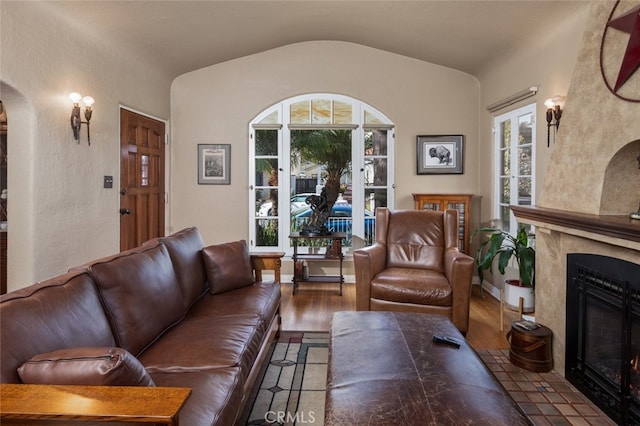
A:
[[258, 193, 318, 217], [292, 204, 375, 242]]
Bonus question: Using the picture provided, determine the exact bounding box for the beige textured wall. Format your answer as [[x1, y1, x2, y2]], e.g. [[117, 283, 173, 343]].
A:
[[170, 41, 480, 244], [1, 2, 172, 290], [540, 1, 640, 214], [469, 5, 590, 294], [476, 6, 591, 223]]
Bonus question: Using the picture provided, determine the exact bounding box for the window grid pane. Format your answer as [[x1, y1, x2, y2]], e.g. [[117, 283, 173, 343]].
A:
[[517, 113, 533, 145], [500, 177, 510, 204], [141, 155, 149, 186], [255, 219, 278, 247], [501, 120, 511, 149]]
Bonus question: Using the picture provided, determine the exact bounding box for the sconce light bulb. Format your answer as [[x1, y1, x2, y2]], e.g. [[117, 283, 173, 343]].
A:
[[69, 92, 82, 104], [82, 96, 95, 107], [544, 98, 555, 109]]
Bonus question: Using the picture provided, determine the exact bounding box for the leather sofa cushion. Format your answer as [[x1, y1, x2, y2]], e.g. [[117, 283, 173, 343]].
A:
[[371, 267, 452, 306], [155, 227, 207, 312], [17, 347, 155, 387], [188, 282, 281, 326], [87, 242, 184, 357], [386, 210, 444, 272], [140, 314, 263, 376], [0, 271, 116, 384], [202, 240, 254, 294], [150, 368, 244, 426]]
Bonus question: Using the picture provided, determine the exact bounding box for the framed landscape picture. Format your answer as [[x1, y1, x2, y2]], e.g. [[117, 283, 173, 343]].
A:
[[198, 144, 231, 185], [416, 135, 464, 175]]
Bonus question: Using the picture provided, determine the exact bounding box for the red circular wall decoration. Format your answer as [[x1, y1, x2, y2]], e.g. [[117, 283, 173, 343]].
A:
[[599, 1, 640, 102]]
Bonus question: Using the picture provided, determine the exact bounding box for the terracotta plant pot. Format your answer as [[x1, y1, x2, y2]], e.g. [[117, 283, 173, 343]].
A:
[[504, 279, 535, 313]]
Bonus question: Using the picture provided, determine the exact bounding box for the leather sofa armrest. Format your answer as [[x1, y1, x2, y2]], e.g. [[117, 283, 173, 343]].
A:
[[250, 252, 285, 283], [0, 384, 190, 425], [444, 247, 475, 333], [354, 243, 387, 311]]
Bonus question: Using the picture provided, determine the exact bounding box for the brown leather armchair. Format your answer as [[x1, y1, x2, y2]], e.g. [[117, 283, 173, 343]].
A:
[[354, 207, 474, 333]]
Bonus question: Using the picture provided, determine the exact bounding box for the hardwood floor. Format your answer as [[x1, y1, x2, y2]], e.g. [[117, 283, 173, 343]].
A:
[[280, 282, 519, 350]]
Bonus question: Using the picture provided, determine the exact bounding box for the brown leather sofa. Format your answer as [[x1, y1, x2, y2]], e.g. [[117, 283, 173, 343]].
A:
[[0, 227, 281, 425], [354, 208, 474, 333]]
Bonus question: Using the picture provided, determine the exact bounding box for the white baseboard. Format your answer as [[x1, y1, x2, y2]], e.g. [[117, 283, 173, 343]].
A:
[[479, 280, 501, 300], [279, 274, 356, 284]]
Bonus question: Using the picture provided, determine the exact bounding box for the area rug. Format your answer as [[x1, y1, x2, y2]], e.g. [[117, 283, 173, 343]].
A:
[[243, 331, 329, 426]]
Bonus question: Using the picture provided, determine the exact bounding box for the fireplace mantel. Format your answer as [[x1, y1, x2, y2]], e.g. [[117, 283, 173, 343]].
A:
[[511, 205, 640, 248], [512, 205, 639, 377]]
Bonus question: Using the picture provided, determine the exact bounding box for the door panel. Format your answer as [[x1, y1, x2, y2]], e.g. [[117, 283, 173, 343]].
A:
[[494, 104, 535, 234], [120, 109, 165, 251]]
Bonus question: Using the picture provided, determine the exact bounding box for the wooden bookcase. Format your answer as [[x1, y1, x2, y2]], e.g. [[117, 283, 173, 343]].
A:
[[412, 193, 481, 254]]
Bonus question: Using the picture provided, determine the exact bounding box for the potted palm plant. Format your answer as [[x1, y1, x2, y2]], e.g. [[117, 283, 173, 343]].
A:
[[472, 227, 535, 312]]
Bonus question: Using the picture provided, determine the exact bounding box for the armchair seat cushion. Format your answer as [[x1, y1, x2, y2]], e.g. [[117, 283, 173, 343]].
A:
[[371, 267, 452, 307]]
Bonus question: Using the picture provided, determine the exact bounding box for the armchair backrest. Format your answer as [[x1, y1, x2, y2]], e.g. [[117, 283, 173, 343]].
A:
[[375, 208, 459, 272]]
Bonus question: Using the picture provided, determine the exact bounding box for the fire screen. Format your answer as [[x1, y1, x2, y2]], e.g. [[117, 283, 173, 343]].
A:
[[566, 253, 640, 425]]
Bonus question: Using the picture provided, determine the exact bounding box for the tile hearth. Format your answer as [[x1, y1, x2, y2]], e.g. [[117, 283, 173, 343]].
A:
[[478, 349, 616, 426]]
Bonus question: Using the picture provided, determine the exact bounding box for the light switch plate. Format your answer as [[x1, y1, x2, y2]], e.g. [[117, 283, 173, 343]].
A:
[[104, 176, 113, 188]]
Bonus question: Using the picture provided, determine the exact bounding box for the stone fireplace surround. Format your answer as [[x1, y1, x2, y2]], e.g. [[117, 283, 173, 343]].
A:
[[511, 1, 640, 376], [513, 207, 639, 375]]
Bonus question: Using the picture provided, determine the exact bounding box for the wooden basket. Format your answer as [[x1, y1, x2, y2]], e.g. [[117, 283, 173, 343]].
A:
[[506, 322, 553, 372]]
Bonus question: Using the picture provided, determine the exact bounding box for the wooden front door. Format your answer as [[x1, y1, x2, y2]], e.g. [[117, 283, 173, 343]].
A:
[[120, 109, 165, 251]]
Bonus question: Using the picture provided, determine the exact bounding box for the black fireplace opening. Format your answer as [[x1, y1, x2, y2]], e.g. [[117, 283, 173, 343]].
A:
[[566, 253, 640, 425]]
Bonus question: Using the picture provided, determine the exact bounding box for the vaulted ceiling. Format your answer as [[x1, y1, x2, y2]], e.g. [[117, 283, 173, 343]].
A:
[[40, 0, 590, 79]]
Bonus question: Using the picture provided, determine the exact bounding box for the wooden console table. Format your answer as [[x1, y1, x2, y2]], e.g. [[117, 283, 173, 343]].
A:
[[289, 232, 345, 295], [0, 384, 191, 425]]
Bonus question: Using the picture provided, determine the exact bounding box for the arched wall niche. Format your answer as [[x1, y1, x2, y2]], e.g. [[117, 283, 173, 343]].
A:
[[0, 81, 36, 290], [600, 139, 640, 216]]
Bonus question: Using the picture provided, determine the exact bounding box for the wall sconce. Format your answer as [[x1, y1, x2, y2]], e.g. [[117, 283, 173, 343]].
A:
[[544, 95, 564, 147], [69, 92, 94, 145]]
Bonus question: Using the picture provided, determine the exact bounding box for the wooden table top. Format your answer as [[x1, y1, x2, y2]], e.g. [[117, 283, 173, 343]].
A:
[[0, 384, 191, 424]]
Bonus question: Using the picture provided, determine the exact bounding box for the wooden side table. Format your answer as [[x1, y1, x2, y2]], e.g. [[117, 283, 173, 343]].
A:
[[250, 251, 285, 283]]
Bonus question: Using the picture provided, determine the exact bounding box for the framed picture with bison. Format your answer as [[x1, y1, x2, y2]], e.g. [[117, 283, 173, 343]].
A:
[[416, 135, 464, 175]]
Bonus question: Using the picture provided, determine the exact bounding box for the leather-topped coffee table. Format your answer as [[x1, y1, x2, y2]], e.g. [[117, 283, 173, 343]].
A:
[[325, 311, 530, 425]]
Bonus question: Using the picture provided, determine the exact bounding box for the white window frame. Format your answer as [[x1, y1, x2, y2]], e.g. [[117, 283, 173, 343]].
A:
[[249, 94, 394, 253], [493, 103, 536, 235]]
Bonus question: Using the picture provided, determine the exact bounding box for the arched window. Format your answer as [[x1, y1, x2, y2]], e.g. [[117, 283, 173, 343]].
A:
[[249, 94, 394, 253]]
